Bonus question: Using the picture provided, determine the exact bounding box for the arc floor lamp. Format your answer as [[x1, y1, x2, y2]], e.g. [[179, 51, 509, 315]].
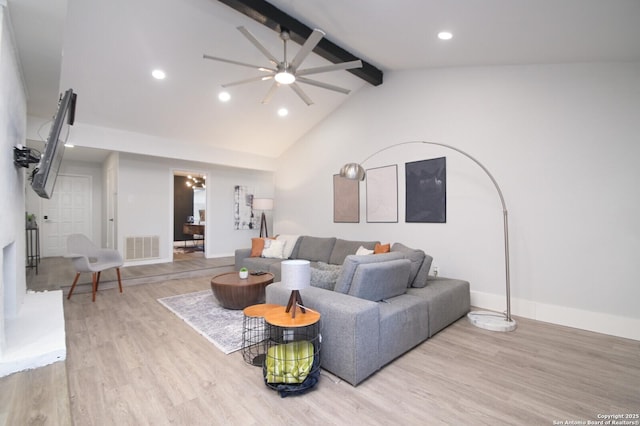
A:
[[340, 141, 517, 332]]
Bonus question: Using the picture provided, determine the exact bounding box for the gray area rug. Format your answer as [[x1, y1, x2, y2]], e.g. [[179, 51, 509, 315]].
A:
[[158, 290, 244, 354]]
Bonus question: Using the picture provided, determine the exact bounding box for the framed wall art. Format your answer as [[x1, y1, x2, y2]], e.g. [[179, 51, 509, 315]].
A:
[[366, 165, 398, 223], [234, 185, 255, 230], [405, 157, 447, 223], [333, 174, 359, 223]]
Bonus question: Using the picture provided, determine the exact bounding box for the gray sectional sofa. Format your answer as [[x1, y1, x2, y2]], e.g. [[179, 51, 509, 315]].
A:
[[235, 235, 470, 386]]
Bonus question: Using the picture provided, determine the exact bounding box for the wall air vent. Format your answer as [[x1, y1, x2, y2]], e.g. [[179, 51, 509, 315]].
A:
[[124, 236, 160, 261]]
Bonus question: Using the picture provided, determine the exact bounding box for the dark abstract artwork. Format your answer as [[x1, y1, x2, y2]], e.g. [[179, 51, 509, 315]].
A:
[[405, 157, 446, 223]]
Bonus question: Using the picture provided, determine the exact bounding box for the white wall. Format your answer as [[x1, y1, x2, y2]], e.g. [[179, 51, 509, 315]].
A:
[[274, 61, 640, 340], [117, 153, 274, 264], [0, 4, 27, 351]]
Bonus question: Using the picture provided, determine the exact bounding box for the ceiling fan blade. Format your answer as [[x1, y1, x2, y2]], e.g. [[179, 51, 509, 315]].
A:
[[222, 74, 274, 88], [290, 83, 314, 106], [261, 82, 280, 104], [296, 77, 351, 95], [203, 54, 275, 72], [237, 26, 280, 66], [296, 60, 363, 77], [289, 29, 325, 71]]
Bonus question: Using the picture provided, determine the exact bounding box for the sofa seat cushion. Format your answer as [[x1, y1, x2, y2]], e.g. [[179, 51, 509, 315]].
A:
[[329, 239, 378, 265], [347, 259, 411, 302], [406, 277, 470, 337], [296, 236, 337, 263], [334, 252, 405, 294], [242, 257, 282, 273], [378, 294, 430, 366]]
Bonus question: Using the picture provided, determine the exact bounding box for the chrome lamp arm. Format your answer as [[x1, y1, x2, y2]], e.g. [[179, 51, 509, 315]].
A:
[[339, 140, 516, 332]]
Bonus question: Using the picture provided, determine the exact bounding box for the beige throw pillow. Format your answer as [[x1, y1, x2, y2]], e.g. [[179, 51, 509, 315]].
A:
[[262, 239, 286, 259]]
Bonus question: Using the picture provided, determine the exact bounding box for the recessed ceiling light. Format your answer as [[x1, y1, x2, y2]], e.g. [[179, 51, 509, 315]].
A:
[[277, 108, 289, 117], [218, 91, 231, 102], [437, 31, 453, 40], [64, 143, 74, 148], [152, 69, 166, 79]]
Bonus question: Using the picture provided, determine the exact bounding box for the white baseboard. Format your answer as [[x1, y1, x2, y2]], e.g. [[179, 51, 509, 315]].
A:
[[470, 291, 640, 341]]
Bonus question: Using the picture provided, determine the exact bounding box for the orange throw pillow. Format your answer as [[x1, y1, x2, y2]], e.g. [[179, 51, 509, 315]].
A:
[[250, 238, 265, 257], [374, 243, 390, 254]]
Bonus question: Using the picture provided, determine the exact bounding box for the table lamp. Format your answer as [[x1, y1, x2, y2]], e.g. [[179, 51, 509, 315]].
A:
[[281, 260, 310, 318]]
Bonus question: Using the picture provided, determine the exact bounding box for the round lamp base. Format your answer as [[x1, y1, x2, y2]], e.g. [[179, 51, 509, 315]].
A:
[[467, 310, 517, 332]]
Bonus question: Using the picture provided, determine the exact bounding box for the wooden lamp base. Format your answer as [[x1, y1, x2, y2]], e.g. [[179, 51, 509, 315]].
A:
[[285, 290, 306, 318]]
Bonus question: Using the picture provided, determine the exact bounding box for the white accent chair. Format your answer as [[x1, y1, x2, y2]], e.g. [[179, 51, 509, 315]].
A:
[[66, 234, 123, 302]]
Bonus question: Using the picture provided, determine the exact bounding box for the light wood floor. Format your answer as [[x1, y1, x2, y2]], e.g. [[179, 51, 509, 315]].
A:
[[2, 257, 639, 425]]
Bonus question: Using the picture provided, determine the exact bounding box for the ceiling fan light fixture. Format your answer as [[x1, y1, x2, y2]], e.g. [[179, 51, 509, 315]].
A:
[[203, 26, 362, 105], [275, 71, 295, 85]]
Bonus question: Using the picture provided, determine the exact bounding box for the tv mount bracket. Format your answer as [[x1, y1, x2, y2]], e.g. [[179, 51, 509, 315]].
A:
[[13, 146, 40, 168]]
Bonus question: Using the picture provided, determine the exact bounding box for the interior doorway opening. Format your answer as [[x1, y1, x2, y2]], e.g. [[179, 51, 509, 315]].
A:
[[173, 171, 207, 260]]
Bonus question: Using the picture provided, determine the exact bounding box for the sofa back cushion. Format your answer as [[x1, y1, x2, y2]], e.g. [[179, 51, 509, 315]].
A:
[[348, 259, 411, 301], [390, 243, 433, 288], [334, 252, 405, 294], [328, 239, 379, 265], [295, 236, 337, 263], [413, 253, 433, 288]]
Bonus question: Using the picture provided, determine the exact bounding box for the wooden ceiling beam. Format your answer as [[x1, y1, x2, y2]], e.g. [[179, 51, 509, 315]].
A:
[[216, 0, 383, 86]]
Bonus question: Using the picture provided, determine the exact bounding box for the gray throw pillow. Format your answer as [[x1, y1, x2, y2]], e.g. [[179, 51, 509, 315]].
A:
[[310, 266, 341, 290]]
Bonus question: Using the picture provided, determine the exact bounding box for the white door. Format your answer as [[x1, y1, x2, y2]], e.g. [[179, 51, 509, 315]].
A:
[[106, 165, 117, 249], [40, 175, 92, 257]]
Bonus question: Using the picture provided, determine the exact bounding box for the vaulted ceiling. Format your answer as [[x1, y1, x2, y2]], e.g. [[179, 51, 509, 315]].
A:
[[7, 0, 640, 160]]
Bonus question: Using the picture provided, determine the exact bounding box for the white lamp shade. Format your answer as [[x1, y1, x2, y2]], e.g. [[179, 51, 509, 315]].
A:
[[281, 260, 310, 290], [252, 198, 274, 211]]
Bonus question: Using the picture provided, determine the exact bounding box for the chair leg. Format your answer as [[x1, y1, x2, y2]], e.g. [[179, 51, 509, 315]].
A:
[[92, 272, 98, 302], [67, 273, 81, 300], [96, 271, 101, 289], [116, 267, 123, 294]]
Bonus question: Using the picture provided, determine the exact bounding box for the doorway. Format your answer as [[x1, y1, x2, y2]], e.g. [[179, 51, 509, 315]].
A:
[[173, 171, 207, 260]]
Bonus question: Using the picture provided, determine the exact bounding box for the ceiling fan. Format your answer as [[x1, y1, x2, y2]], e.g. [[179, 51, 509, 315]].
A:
[[203, 26, 363, 106]]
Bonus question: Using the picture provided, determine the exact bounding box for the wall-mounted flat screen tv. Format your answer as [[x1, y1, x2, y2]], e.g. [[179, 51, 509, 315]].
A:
[[31, 89, 77, 199]]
